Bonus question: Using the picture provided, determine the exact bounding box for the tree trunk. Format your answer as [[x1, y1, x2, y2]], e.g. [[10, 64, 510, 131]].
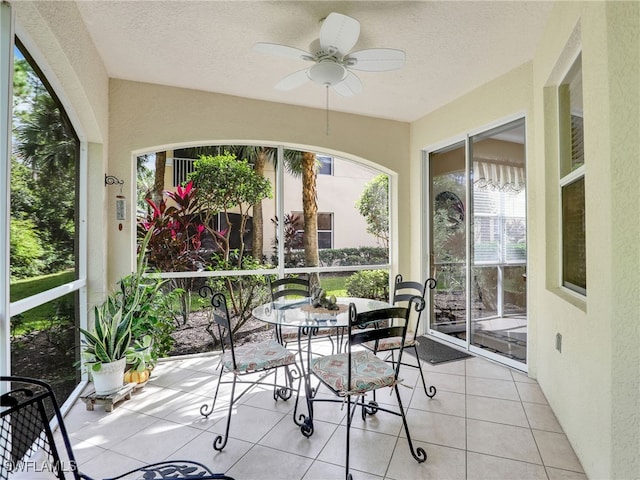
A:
[[251, 149, 266, 260], [302, 151, 319, 287], [153, 151, 167, 205]]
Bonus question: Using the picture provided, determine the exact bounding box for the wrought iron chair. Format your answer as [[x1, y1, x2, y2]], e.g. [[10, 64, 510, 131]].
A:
[[0, 376, 232, 480], [268, 276, 339, 354], [199, 288, 300, 452], [362, 274, 438, 399], [301, 297, 428, 479]]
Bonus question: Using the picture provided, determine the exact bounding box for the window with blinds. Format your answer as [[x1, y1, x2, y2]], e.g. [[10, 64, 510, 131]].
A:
[[473, 188, 526, 265], [559, 54, 586, 295]]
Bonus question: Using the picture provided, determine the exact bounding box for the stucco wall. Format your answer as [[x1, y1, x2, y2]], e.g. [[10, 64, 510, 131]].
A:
[[409, 62, 533, 309], [107, 79, 409, 282], [409, 3, 640, 477], [531, 2, 640, 479]]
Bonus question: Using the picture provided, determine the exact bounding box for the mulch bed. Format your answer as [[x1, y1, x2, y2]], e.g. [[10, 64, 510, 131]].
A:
[[168, 309, 274, 356]]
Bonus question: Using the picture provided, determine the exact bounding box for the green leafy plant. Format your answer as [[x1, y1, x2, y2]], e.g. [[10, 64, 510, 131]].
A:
[[79, 295, 138, 372], [356, 174, 389, 248], [345, 270, 390, 302], [126, 334, 154, 372], [121, 227, 176, 360]]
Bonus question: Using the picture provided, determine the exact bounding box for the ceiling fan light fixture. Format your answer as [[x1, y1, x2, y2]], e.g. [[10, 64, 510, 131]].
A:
[[308, 61, 346, 86]]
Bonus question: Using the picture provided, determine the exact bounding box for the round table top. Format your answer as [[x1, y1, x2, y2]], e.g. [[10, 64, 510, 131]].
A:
[[252, 297, 391, 328]]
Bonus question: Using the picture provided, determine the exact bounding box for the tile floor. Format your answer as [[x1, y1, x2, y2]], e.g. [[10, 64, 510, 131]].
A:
[[63, 345, 587, 480]]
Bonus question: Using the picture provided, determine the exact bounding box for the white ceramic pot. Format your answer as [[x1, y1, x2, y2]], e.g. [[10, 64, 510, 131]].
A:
[[91, 357, 126, 395]]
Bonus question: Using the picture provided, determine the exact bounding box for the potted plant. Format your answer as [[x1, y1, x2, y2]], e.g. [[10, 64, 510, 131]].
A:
[[79, 227, 175, 393], [79, 292, 140, 394], [124, 334, 155, 385]]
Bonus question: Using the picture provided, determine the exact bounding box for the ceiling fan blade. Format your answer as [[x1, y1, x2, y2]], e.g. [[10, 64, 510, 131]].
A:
[[274, 69, 311, 91], [253, 42, 313, 62], [320, 12, 360, 56], [331, 71, 362, 97], [344, 48, 406, 72]]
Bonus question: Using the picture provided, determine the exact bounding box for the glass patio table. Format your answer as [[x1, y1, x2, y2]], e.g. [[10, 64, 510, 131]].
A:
[[252, 296, 391, 433]]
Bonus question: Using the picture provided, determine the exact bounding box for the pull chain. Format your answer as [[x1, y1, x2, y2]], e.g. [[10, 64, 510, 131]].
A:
[[325, 85, 330, 136]]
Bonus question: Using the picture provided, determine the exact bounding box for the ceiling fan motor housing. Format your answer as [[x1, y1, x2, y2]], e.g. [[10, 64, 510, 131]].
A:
[[308, 61, 347, 86]]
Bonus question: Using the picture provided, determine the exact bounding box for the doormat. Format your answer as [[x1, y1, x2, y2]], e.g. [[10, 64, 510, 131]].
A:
[[406, 336, 472, 365]]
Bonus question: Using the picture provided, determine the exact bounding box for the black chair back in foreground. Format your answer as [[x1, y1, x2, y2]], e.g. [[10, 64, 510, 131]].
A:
[[0, 376, 232, 480]]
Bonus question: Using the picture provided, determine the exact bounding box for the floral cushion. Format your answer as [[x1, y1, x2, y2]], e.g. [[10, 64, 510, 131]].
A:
[[363, 331, 416, 352], [310, 350, 396, 394], [222, 339, 296, 373]]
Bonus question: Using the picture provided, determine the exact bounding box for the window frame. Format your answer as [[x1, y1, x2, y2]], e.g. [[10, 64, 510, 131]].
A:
[[558, 54, 586, 297], [3, 29, 88, 403], [317, 155, 333, 176], [291, 210, 334, 250]]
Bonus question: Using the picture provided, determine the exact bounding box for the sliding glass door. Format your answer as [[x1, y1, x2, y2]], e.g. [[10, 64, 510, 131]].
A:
[[427, 119, 527, 369]]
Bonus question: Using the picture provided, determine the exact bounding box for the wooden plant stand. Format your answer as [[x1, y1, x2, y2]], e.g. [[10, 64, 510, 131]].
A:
[[80, 383, 136, 412]]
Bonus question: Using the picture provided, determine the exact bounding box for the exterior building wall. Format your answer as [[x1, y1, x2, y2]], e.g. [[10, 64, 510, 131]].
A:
[[163, 154, 383, 258]]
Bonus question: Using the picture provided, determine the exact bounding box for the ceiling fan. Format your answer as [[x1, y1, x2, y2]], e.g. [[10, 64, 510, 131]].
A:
[[253, 12, 405, 96]]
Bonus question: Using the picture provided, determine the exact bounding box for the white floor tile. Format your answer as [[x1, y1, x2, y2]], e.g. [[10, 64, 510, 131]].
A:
[[387, 441, 466, 480], [226, 444, 313, 480], [466, 395, 529, 427], [60, 354, 585, 480], [466, 451, 547, 479], [467, 418, 542, 464], [532, 430, 584, 472]]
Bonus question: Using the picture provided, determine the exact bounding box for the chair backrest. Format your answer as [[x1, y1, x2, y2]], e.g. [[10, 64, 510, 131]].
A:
[[268, 276, 310, 302], [392, 274, 436, 329], [1, 376, 80, 480], [349, 296, 425, 372], [200, 288, 238, 371]]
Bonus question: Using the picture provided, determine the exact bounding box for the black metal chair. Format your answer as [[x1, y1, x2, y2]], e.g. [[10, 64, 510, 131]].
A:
[[268, 276, 339, 354], [301, 297, 428, 479], [199, 288, 300, 452], [362, 274, 438, 399], [0, 376, 232, 480]]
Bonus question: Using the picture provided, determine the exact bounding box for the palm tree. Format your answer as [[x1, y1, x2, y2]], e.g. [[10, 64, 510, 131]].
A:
[[283, 149, 320, 287], [153, 151, 166, 206]]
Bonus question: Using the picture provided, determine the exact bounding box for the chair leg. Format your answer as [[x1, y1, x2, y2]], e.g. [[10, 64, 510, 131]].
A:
[[212, 373, 238, 452], [413, 345, 437, 398], [345, 393, 352, 480], [200, 368, 224, 418], [393, 383, 427, 464]]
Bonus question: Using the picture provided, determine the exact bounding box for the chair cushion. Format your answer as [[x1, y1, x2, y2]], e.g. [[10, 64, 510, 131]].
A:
[[222, 339, 296, 373], [363, 331, 416, 352], [310, 350, 396, 395]]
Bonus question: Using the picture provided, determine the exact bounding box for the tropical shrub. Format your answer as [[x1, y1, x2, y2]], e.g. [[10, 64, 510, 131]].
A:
[[345, 270, 390, 302], [356, 174, 389, 248]]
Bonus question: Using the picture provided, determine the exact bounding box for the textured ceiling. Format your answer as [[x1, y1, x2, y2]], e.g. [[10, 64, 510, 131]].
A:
[[76, 1, 554, 122]]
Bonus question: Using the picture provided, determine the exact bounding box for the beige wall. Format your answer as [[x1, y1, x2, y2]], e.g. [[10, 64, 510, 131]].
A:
[[531, 2, 639, 478], [108, 79, 409, 280], [409, 2, 640, 478], [409, 62, 533, 293]]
